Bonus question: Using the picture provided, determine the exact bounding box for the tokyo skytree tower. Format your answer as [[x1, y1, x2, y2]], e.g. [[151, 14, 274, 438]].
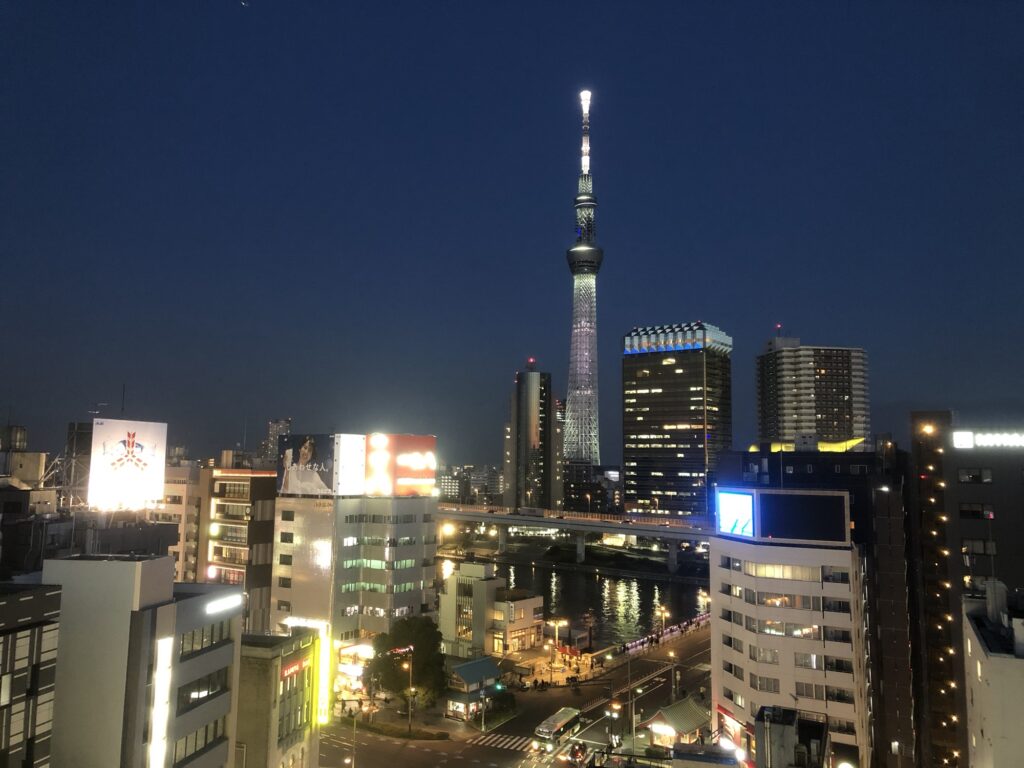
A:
[[563, 90, 603, 465]]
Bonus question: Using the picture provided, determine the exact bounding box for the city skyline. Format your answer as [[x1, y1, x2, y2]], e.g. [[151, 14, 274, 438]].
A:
[[5, 3, 1024, 465]]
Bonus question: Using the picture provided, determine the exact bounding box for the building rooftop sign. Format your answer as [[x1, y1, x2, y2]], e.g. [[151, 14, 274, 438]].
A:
[[953, 431, 1024, 449]]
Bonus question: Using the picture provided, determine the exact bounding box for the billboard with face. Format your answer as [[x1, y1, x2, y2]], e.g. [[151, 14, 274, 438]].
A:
[[278, 434, 335, 496], [87, 418, 168, 511], [365, 433, 437, 497]]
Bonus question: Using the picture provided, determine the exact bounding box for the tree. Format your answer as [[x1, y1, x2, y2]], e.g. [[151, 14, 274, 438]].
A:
[[366, 616, 447, 704]]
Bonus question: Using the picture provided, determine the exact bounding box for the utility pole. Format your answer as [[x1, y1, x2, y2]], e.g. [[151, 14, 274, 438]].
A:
[[480, 688, 486, 733]]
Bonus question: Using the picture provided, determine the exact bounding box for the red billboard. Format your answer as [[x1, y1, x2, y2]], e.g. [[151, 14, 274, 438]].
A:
[[364, 433, 437, 497]]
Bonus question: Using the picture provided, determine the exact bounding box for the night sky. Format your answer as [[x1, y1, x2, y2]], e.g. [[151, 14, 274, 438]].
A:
[[3, 2, 1024, 466]]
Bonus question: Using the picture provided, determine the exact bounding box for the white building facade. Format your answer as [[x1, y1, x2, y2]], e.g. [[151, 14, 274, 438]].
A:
[[964, 583, 1024, 767], [43, 555, 243, 768], [710, 488, 870, 768]]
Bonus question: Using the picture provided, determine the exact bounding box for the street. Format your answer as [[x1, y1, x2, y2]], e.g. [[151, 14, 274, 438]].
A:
[[319, 625, 710, 768]]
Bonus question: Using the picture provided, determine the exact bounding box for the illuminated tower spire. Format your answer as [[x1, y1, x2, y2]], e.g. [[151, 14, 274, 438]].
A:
[[564, 90, 603, 465]]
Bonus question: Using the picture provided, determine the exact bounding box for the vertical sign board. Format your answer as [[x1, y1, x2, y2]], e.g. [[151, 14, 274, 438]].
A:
[[87, 418, 168, 511], [334, 434, 367, 496]]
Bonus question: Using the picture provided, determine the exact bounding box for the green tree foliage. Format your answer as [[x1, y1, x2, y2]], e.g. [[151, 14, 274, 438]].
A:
[[366, 616, 447, 704]]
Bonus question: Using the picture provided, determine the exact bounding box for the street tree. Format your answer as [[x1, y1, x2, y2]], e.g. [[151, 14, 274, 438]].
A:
[[366, 616, 447, 705]]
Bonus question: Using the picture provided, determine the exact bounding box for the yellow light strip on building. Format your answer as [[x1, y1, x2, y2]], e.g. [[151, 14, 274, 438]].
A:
[[284, 617, 332, 724]]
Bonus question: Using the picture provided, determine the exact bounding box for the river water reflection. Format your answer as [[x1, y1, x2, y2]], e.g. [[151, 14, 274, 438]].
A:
[[493, 563, 705, 649]]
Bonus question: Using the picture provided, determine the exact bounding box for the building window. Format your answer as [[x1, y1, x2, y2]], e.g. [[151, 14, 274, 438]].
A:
[[177, 668, 229, 714], [278, 577, 292, 589], [749, 646, 779, 665], [957, 468, 992, 484], [280, 532, 294, 544], [180, 621, 232, 659], [825, 686, 854, 704], [281, 509, 295, 521], [279, 554, 293, 565], [749, 674, 779, 693], [821, 566, 849, 584], [823, 626, 851, 644], [962, 539, 997, 555], [278, 601, 292, 612], [959, 503, 995, 520], [795, 681, 824, 700], [173, 716, 226, 764]]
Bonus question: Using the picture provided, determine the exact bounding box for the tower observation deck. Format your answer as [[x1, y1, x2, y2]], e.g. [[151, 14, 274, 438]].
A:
[[563, 90, 603, 465]]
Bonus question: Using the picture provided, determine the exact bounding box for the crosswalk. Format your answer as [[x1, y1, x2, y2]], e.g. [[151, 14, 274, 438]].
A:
[[466, 733, 536, 752]]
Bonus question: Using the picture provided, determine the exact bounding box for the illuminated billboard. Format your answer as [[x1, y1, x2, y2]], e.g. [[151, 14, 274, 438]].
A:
[[278, 434, 335, 495], [87, 418, 167, 511], [716, 490, 754, 538], [334, 433, 367, 496], [365, 433, 437, 497]]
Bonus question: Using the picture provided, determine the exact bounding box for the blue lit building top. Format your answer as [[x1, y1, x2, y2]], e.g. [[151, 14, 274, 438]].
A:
[[623, 322, 733, 355]]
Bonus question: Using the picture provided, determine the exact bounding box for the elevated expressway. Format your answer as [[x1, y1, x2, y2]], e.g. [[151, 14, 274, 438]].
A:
[[435, 504, 711, 571]]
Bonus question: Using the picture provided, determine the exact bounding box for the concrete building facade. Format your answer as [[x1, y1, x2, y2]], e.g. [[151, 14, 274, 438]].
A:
[[438, 561, 543, 658], [236, 629, 319, 768], [43, 555, 243, 768]]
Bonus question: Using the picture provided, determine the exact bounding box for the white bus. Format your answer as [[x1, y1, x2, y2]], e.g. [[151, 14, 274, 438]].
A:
[[532, 707, 582, 753]]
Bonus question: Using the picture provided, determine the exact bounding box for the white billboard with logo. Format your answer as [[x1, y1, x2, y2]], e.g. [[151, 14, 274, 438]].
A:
[[87, 418, 167, 511]]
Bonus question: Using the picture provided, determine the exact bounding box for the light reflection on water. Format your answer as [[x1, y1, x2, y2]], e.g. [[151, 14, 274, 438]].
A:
[[494, 563, 700, 648]]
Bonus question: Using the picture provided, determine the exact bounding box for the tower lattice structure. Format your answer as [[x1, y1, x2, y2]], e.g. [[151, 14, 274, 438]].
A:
[[564, 90, 603, 465]]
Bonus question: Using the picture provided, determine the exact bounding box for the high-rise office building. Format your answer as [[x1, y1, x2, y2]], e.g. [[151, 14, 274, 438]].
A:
[[43, 554, 243, 768], [261, 419, 292, 460], [757, 338, 870, 446], [622, 322, 733, 517], [502, 359, 563, 510], [0, 584, 61, 767], [563, 90, 603, 466], [710, 487, 869, 767], [908, 413, 1024, 767]]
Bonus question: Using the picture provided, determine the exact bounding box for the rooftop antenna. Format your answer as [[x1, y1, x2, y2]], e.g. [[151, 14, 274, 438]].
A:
[[120, 383, 126, 417], [775, 322, 783, 338]]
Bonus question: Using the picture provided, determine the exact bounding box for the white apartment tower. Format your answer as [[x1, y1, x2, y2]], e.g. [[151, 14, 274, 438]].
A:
[[757, 337, 869, 446], [710, 488, 870, 768]]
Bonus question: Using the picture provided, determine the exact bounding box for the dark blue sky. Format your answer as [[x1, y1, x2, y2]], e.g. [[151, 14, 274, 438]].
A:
[[3, 2, 1024, 465]]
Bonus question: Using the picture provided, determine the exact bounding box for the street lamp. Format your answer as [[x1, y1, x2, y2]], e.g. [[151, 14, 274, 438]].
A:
[[585, 493, 592, 514], [628, 685, 644, 748], [401, 659, 414, 735], [546, 619, 568, 679], [656, 605, 670, 634], [604, 700, 622, 747]]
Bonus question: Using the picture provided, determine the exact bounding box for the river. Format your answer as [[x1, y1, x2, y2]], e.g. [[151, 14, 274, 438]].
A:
[[493, 562, 707, 649]]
